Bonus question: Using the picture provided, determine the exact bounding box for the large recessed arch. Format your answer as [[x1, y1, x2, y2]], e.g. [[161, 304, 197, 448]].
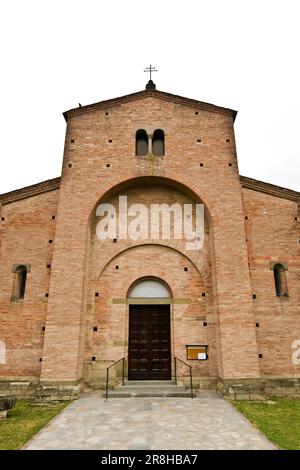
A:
[[95, 242, 208, 291], [88, 173, 214, 226]]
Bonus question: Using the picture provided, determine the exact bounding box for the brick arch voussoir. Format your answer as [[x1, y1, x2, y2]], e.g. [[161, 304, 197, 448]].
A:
[[86, 170, 215, 226], [95, 241, 209, 292]]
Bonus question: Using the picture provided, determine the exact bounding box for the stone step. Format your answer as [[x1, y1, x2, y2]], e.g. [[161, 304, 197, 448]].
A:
[[103, 380, 193, 398], [103, 390, 193, 398], [119, 381, 186, 392], [117, 387, 186, 393], [123, 380, 178, 387]]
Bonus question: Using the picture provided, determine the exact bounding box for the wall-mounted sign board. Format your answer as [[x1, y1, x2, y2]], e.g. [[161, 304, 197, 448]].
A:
[[186, 345, 208, 360]]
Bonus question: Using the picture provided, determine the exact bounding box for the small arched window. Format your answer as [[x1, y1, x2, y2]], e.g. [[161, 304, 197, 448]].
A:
[[13, 265, 27, 300], [152, 129, 165, 156], [136, 129, 148, 156], [273, 263, 288, 297], [129, 278, 171, 299]]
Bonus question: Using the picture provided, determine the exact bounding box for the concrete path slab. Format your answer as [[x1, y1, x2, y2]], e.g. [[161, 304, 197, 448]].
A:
[[24, 391, 276, 450]]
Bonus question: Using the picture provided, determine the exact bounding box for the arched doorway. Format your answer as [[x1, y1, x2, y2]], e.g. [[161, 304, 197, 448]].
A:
[[127, 278, 172, 380]]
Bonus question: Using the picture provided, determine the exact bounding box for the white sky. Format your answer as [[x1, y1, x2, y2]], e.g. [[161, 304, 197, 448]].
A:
[[0, 0, 299, 194]]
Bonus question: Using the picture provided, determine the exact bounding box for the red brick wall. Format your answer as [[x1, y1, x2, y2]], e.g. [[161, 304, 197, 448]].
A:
[[242, 188, 300, 377], [0, 190, 58, 379], [40, 95, 260, 384], [1, 92, 298, 391]]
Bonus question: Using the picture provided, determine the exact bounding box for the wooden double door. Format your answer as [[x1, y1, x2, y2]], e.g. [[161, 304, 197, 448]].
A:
[[128, 304, 171, 380]]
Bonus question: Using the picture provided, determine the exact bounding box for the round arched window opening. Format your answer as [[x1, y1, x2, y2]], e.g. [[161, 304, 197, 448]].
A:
[[152, 129, 165, 156], [12, 265, 27, 300], [136, 129, 148, 156], [128, 278, 171, 300], [273, 263, 288, 297]]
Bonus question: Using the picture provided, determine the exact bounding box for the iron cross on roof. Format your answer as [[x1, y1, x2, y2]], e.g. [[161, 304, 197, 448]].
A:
[[144, 65, 158, 81]]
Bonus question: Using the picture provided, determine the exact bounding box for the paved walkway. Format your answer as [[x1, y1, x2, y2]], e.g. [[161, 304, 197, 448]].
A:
[[24, 391, 276, 450]]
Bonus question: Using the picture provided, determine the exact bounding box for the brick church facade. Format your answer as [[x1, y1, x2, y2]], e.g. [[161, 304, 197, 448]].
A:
[[0, 81, 299, 400]]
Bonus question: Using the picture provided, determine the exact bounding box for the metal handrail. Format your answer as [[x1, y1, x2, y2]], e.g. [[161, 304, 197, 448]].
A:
[[174, 357, 193, 399], [105, 357, 125, 400]]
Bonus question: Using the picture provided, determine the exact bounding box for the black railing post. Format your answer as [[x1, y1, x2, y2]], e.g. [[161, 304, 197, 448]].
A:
[[174, 356, 193, 399], [190, 366, 193, 399], [105, 357, 125, 400], [105, 367, 109, 400]]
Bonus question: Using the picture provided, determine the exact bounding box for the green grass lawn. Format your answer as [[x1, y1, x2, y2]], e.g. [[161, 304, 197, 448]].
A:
[[233, 397, 300, 450], [0, 400, 68, 450]]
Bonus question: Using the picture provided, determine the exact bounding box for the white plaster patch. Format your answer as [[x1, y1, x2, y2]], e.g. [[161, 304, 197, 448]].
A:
[[292, 339, 300, 365], [0, 340, 6, 365]]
